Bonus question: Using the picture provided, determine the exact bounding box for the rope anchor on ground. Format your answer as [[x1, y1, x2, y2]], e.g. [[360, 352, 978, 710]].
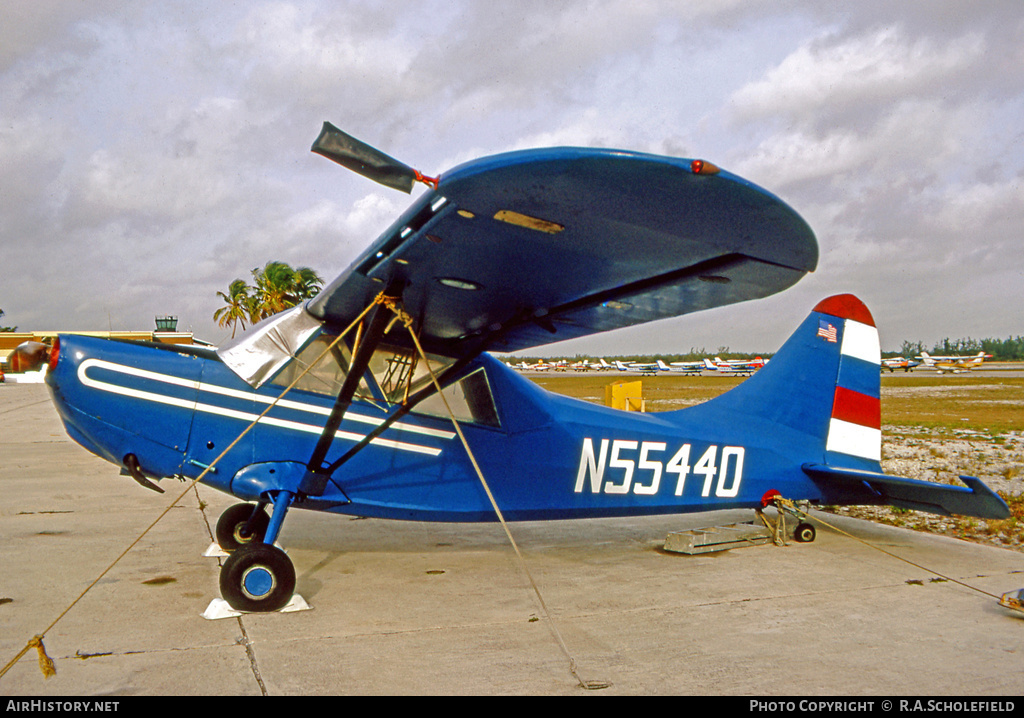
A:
[[756, 489, 1023, 616]]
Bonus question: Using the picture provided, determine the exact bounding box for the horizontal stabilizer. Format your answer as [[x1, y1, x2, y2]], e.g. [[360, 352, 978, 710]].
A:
[[802, 464, 1010, 520]]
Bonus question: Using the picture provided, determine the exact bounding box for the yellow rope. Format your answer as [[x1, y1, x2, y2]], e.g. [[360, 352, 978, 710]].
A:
[[798, 505, 1004, 601], [0, 297, 382, 681], [390, 299, 607, 690]]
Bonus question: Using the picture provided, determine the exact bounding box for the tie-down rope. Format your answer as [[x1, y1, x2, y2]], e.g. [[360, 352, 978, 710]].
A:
[[1, 296, 382, 681], [379, 295, 608, 691], [765, 495, 1005, 602]]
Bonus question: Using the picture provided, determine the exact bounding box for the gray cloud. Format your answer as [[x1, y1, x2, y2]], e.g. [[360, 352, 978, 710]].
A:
[[1, 1, 1020, 353]]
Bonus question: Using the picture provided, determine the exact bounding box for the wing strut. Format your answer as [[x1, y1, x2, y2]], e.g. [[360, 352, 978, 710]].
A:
[[301, 288, 401, 496], [320, 351, 479, 476]]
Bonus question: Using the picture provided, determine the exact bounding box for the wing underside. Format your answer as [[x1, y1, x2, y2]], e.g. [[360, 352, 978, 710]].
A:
[[307, 147, 818, 357]]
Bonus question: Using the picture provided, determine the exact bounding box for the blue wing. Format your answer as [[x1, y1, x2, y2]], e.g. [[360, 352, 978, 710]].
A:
[[307, 147, 818, 356]]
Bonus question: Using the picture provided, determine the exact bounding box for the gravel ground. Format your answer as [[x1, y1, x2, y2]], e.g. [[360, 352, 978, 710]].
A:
[[824, 426, 1024, 552]]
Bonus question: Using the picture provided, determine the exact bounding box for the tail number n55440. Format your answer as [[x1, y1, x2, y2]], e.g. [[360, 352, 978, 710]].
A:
[[574, 439, 744, 498]]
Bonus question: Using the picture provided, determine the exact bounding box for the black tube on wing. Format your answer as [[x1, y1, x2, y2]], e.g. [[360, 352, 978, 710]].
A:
[[311, 122, 417, 193]]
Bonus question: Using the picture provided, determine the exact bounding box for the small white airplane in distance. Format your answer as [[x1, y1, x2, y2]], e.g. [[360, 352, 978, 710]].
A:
[[509, 360, 556, 371], [703, 356, 766, 376], [880, 356, 920, 372], [656, 359, 703, 375], [614, 360, 659, 375], [918, 351, 991, 373]]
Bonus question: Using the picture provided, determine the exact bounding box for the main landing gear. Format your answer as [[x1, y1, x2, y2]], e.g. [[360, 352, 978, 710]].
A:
[[216, 493, 296, 612]]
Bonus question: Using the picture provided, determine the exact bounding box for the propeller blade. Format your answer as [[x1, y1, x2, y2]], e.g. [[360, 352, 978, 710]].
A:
[[9, 341, 50, 373], [311, 122, 422, 193]]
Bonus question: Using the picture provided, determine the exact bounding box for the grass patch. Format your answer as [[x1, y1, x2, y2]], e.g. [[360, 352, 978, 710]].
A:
[[531, 373, 1024, 435], [880, 375, 1024, 433]]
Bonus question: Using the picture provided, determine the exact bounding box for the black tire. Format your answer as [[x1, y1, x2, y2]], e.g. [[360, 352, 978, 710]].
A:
[[216, 503, 269, 552], [793, 522, 816, 543], [219, 543, 296, 613]]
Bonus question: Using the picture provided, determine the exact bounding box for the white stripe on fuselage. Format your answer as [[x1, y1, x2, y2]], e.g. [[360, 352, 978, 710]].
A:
[[77, 358, 452, 456]]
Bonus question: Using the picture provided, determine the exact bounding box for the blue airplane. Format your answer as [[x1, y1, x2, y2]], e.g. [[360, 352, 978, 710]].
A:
[[35, 125, 1009, 612]]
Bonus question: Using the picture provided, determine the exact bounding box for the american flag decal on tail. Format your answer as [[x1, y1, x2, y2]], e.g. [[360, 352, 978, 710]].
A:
[[817, 319, 837, 343]]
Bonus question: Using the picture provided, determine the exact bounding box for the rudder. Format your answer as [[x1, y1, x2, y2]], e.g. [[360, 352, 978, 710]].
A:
[[814, 294, 882, 471]]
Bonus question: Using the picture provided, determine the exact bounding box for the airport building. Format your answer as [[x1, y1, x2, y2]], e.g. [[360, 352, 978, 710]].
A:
[[0, 316, 207, 372]]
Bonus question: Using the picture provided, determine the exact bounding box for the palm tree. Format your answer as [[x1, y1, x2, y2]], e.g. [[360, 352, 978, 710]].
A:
[[248, 261, 324, 322], [0, 308, 15, 332], [213, 279, 253, 339], [214, 262, 324, 335]]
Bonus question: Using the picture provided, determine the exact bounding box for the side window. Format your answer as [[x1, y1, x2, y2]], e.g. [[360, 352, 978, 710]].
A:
[[414, 368, 501, 428], [366, 345, 455, 404], [268, 336, 501, 428]]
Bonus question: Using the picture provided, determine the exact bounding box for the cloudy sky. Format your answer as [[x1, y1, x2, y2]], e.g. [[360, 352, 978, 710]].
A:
[[2, 1, 1021, 355]]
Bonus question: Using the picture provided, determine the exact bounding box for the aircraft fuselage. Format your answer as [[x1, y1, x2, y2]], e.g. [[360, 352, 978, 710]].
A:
[[45, 333, 837, 523]]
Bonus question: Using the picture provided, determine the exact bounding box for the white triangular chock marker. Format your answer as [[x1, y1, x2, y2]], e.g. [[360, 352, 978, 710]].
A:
[[203, 542, 285, 558], [201, 594, 311, 620], [204, 542, 229, 558]]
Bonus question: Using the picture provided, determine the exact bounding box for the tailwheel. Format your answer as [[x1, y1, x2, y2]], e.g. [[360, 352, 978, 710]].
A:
[[220, 543, 296, 613], [793, 522, 817, 543], [216, 503, 269, 552]]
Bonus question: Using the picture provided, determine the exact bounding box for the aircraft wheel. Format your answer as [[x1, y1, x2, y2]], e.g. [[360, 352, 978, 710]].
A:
[[220, 543, 295, 613], [793, 522, 816, 543], [216, 503, 269, 552]]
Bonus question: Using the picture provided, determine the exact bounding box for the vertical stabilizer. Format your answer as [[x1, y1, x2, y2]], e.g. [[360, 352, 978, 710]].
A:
[[669, 294, 1008, 519], [674, 294, 882, 472]]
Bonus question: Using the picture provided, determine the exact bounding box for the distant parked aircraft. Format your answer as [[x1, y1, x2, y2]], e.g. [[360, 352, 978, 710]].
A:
[[881, 356, 920, 372], [918, 351, 990, 374], [702, 356, 766, 376]]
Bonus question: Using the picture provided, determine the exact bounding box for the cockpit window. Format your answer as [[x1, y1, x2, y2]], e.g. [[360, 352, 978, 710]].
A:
[[413, 368, 501, 428], [366, 345, 456, 404], [268, 334, 366, 398], [268, 336, 500, 428]]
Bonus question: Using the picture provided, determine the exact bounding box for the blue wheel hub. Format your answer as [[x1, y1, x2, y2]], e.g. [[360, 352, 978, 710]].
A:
[[241, 565, 276, 599]]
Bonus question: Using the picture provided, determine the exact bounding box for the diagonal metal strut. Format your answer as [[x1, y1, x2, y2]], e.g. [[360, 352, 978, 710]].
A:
[[303, 290, 399, 493]]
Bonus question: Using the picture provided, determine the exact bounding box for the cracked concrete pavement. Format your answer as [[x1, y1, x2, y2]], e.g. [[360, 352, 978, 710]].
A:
[[2, 383, 1022, 695]]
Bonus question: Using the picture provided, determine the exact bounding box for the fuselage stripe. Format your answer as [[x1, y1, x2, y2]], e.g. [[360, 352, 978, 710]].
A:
[[77, 358, 447, 456]]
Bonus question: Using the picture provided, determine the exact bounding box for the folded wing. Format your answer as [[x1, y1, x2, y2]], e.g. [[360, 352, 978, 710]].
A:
[[307, 146, 818, 357]]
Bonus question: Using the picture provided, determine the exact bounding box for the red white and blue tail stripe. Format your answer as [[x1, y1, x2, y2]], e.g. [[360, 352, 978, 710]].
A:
[[815, 295, 882, 465]]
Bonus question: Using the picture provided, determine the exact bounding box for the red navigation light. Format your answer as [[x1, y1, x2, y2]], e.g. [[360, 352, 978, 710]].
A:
[[691, 159, 720, 175]]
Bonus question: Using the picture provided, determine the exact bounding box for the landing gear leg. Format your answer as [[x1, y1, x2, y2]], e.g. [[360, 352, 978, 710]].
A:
[[219, 492, 296, 612]]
